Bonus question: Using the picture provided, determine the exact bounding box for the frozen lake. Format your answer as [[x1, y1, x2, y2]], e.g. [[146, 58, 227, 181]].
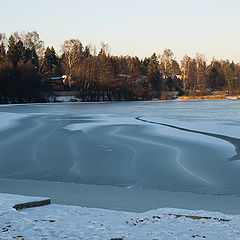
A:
[[0, 100, 240, 214]]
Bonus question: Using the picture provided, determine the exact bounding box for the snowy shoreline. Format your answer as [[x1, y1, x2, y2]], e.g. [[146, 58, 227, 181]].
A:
[[0, 192, 239, 240]]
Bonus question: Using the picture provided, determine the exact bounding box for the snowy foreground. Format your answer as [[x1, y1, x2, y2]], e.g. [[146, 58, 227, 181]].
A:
[[0, 193, 239, 240]]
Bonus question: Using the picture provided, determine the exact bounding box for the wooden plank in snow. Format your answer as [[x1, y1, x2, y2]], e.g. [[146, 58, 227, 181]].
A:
[[13, 199, 51, 210]]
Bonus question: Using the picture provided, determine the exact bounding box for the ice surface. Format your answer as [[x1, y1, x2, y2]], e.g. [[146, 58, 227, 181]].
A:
[[0, 112, 28, 131], [0, 100, 240, 214]]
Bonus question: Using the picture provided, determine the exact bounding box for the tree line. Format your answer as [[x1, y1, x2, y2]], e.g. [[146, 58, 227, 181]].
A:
[[0, 31, 240, 103]]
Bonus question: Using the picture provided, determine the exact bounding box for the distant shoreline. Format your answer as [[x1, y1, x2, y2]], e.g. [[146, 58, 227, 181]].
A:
[[0, 95, 240, 105], [176, 95, 240, 101]]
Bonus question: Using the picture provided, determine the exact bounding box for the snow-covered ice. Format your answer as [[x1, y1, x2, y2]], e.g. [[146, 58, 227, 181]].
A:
[[0, 100, 240, 215], [0, 112, 28, 132]]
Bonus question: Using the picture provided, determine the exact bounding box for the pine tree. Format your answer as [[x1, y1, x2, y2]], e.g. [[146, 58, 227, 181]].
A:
[[6, 36, 27, 65], [0, 42, 6, 63], [43, 47, 53, 75], [224, 63, 233, 92], [208, 66, 218, 88], [23, 46, 39, 68], [16, 40, 25, 63], [147, 53, 161, 97], [7, 35, 19, 65], [207, 60, 225, 89], [43, 46, 60, 76]]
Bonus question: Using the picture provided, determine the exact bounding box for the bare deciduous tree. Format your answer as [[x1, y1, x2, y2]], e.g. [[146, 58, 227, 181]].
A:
[[160, 48, 174, 78], [181, 55, 191, 93], [62, 39, 83, 87], [195, 53, 207, 94]]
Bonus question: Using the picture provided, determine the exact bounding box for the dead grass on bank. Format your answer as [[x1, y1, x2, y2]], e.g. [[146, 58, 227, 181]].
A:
[[168, 213, 230, 222], [177, 95, 240, 100]]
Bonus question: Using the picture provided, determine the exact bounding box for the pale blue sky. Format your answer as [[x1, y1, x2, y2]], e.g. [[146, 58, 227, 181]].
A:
[[1, 0, 240, 62]]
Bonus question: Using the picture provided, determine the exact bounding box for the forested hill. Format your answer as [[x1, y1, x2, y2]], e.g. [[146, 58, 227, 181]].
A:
[[0, 31, 239, 103]]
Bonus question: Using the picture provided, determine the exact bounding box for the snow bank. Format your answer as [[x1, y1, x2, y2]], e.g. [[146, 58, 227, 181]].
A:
[[49, 96, 80, 102], [0, 193, 239, 240]]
